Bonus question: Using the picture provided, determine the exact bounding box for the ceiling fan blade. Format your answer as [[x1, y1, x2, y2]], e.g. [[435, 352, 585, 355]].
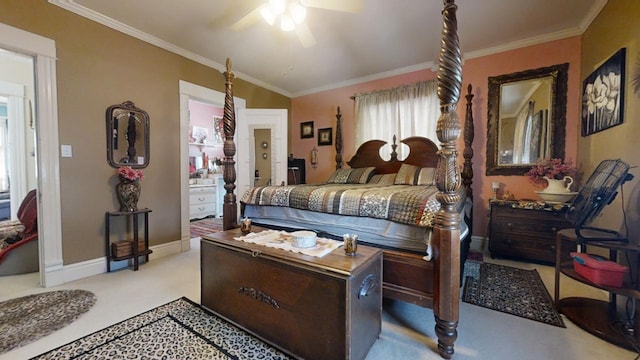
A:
[[295, 22, 316, 48], [301, 0, 364, 13], [230, 7, 262, 31]]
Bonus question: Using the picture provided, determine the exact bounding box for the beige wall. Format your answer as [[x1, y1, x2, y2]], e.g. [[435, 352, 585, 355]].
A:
[[0, 0, 290, 264], [580, 0, 640, 241]]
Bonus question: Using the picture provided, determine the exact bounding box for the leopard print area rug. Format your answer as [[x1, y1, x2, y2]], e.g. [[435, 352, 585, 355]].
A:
[[32, 297, 292, 360], [0, 289, 96, 354]]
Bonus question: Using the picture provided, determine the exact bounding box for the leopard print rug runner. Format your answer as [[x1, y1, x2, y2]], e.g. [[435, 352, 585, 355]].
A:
[[32, 297, 292, 360], [0, 289, 96, 354]]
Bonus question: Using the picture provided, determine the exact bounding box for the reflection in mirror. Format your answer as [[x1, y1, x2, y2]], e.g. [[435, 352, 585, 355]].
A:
[[106, 101, 150, 168], [486, 63, 568, 176], [498, 76, 552, 165]]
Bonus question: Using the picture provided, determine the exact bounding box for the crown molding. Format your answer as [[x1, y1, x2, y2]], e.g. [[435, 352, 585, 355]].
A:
[[49, 0, 608, 99], [48, 0, 292, 97], [292, 61, 438, 97]]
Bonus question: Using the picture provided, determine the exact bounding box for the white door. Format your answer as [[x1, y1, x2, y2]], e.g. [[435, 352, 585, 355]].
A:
[[236, 108, 287, 210]]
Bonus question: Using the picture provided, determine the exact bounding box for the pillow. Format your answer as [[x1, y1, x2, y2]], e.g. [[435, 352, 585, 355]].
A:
[[394, 164, 421, 185], [370, 173, 397, 185], [326, 168, 353, 184], [346, 167, 376, 184], [417, 167, 437, 186]]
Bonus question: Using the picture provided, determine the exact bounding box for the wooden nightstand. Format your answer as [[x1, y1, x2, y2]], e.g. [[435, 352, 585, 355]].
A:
[[489, 200, 575, 264]]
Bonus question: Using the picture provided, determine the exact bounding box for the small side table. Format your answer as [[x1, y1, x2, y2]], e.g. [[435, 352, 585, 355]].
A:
[[105, 208, 152, 271], [554, 228, 640, 350]]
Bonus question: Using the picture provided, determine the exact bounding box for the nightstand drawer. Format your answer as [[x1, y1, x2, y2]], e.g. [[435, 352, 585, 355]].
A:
[[490, 231, 565, 262], [489, 201, 574, 264], [493, 217, 570, 238]]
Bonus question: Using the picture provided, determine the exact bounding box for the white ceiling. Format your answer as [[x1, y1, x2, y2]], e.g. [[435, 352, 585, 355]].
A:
[[50, 0, 606, 97]]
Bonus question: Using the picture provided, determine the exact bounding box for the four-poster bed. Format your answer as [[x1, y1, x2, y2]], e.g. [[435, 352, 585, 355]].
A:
[[211, 1, 470, 358]]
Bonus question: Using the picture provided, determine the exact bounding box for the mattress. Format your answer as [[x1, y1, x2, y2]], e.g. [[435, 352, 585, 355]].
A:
[[243, 196, 470, 255]]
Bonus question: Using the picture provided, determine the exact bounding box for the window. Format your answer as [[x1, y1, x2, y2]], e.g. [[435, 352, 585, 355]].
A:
[[354, 80, 439, 160]]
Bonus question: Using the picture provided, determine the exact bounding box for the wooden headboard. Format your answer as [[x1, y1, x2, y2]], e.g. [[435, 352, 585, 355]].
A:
[[346, 136, 439, 174]]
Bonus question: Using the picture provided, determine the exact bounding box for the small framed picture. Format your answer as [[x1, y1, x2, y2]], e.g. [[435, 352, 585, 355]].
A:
[[300, 121, 314, 139], [318, 127, 333, 146]]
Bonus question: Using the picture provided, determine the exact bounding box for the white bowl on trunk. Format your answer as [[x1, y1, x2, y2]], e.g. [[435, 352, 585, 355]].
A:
[[290, 230, 317, 248]]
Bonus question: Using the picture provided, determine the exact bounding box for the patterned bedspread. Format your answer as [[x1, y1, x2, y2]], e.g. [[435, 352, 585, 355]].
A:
[[241, 183, 443, 228]]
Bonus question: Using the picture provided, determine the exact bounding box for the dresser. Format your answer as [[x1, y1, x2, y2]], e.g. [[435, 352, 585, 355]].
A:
[[189, 185, 217, 220], [489, 200, 575, 264]]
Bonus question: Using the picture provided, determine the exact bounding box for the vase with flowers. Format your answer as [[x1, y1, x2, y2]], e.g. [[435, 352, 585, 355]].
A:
[[116, 166, 144, 212], [526, 158, 578, 202]]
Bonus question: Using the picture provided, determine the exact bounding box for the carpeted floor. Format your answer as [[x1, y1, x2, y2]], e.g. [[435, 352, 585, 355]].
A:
[[32, 297, 291, 360], [462, 262, 565, 327], [190, 217, 224, 238], [0, 290, 96, 355]]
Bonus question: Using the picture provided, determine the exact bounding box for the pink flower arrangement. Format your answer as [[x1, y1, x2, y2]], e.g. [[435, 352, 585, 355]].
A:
[[116, 166, 144, 181], [526, 158, 577, 186]]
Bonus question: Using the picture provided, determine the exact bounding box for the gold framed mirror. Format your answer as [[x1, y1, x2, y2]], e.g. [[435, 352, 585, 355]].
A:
[[486, 63, 568, 175], [106, 100, 150, 168]]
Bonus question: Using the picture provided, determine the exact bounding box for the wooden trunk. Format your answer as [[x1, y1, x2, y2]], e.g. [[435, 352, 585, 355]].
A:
[[201, 228, 382, 360]]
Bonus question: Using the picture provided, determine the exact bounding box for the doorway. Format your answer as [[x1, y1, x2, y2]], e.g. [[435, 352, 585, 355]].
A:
[[178, 81, 246, 250], [0, 54, 36, 221], [0, 22, 63, 288]]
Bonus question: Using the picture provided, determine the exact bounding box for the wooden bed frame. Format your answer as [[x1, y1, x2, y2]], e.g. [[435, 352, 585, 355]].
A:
[[217, 1, 469, 358]]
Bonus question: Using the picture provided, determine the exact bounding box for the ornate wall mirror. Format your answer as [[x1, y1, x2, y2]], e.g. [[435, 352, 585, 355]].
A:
[[486, 63, 568, 175], [106, 100, 150, 168]]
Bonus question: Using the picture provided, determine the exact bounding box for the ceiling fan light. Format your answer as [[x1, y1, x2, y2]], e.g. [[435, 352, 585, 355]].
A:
[[280, 14, 295, 31], [260, 5, 276, 25], [289, 3, 307, 24], [269, 0, 286, 15]]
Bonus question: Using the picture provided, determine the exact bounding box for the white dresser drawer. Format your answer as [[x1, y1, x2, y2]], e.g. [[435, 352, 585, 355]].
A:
[[190, 186, 216, 204], [190, 203, 216, 218], [190, 185, 217, 219], [190, 193, 215, 204]]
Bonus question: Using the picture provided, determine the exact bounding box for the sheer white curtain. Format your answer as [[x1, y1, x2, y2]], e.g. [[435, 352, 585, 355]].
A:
[[512, 101, 534, 164], [354, 80, 438, 160]]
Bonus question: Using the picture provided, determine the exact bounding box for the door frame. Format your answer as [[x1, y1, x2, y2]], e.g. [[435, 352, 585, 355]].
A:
[[236, 109, 288, 200], [0, 22, 63, 287], [178, 81, 245, 249]]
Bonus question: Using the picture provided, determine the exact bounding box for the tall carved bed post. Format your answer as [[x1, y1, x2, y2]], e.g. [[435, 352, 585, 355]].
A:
[[222, 58, 238, 230], [463, 84, 474, 199], [335, 106, 343, 170], [433, 0, 462, 358]]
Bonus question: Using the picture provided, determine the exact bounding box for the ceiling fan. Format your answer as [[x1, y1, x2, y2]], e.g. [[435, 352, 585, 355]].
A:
[[231, 0, 364, 48]]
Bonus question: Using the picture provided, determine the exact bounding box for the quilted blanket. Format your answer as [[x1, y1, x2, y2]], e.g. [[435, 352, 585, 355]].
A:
[[241, 183, 442, 227]]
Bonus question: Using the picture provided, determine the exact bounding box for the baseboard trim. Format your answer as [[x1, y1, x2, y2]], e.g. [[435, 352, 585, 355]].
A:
[[43, 239, 184, 287]]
